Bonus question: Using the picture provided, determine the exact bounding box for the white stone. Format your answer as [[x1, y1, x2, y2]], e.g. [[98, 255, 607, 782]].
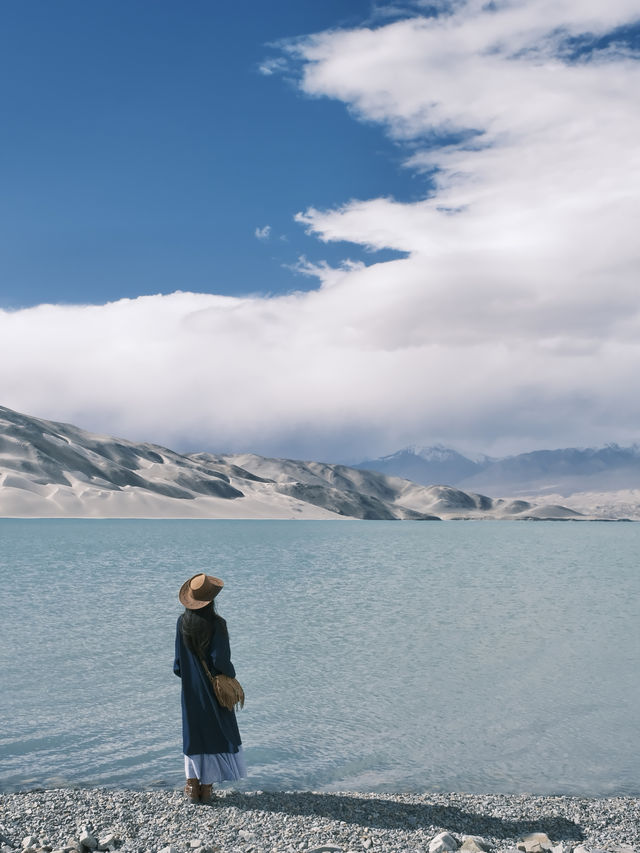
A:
[[78, 833, 96, 853], [518, 835, 554, 853], [157, 846, 179, 853], [306, 847, 343, 853], [461, 838, 489, 853], [188, 842, 203, 850], [430, 833, 459, 853], [22, 839, 38, 850], [97, 837, 116, 852], [238, 832, 255, 841]]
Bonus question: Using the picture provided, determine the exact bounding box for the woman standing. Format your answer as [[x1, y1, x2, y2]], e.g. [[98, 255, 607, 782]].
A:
[[174, 573, 247, 803]]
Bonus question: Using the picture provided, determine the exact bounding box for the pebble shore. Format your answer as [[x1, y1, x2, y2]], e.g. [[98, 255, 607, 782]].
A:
[[0, 789, 637, 853]]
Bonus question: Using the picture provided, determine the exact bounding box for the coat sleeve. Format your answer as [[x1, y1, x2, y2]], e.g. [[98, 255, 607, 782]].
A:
[[208, 624, 236, 678], [173, 618, 181, 677]]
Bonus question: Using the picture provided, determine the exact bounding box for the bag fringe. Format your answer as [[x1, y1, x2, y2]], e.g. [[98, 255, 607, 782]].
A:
[[199, 657, 245, 712]]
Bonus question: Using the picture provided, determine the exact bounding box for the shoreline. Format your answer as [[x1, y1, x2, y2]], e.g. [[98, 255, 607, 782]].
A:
[[0, 516, 637, 522], [0, 789, 638, 853]]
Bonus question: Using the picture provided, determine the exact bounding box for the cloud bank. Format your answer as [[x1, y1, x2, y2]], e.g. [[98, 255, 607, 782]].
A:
[[2, 0, 640, 460]]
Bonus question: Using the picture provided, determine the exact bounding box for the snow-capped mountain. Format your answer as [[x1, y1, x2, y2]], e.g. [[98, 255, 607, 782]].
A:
[[355, 444, 640, 498], [355, 445, 488, 486]]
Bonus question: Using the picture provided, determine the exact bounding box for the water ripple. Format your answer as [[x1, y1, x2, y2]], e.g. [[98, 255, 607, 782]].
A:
[[1, 519, 638, 795]]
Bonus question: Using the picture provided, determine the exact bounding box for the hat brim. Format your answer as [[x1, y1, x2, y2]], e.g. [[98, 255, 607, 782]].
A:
[[179, 574, 224, 609]]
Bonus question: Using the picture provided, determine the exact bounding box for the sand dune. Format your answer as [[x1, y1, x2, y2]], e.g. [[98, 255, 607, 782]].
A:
[[0, 407, 336, 519]]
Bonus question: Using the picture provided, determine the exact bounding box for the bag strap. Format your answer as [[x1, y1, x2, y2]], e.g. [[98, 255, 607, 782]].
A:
[[199, 655, 217, 687]]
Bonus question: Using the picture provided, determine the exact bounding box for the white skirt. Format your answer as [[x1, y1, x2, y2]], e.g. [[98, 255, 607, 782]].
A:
[[184, 747, 247, 783]]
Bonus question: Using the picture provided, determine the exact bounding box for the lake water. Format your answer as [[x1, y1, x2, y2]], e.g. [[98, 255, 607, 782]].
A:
[[0, 519, 638, 796]]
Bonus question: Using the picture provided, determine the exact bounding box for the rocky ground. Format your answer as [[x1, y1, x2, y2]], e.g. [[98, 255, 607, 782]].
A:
[[0, 789, 638, 853]]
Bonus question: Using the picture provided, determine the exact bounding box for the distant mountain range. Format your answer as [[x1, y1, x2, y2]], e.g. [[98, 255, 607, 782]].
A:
[[0, 405, 595, 521], [355, 444, 640, 498]]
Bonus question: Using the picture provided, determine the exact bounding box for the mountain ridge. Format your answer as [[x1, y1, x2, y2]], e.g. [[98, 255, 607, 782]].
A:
[[355, 443, 640, 498], [0, 405, 596, 520]]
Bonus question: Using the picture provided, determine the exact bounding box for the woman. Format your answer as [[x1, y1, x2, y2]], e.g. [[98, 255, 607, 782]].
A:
[[173, 572, 247, 803]]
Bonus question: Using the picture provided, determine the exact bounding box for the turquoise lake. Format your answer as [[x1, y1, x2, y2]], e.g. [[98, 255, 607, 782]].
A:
[[0, 519, 638, 795]]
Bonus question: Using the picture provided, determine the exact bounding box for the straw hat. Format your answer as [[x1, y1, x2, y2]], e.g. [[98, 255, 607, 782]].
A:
[[179, 573, 224, 609]]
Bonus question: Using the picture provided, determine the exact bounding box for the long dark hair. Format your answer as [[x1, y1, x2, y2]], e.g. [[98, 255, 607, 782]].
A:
[[180, 600, 228, 658]]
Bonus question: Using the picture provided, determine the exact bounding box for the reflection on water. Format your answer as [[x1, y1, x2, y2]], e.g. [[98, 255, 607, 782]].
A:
[[0, 519, 638, 795]]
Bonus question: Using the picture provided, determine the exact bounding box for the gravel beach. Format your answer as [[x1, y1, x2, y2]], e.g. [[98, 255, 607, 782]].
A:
[[0, 789, 637, 853]]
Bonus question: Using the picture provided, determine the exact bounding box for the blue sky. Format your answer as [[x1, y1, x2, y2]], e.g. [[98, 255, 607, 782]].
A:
[[0, 0, 415, 308], [1, 1, 639, 461]]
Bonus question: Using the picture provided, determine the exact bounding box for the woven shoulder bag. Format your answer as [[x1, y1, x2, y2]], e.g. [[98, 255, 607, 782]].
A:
[[200, 657, 245, 712]]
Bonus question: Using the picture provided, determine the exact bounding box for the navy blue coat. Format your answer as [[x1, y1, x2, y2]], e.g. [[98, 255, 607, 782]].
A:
[[173, 615, 242, 756]]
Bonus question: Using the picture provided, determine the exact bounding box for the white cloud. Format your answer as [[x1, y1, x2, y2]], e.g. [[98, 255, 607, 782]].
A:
[[254, 225, 271, 241], [258, 57, 288, 76], [2, 1, 640, 460]]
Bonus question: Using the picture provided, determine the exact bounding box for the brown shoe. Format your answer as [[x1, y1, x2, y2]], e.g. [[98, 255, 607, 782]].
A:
[[200, 783, 213, 804], [184, 777, 200, 803]]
